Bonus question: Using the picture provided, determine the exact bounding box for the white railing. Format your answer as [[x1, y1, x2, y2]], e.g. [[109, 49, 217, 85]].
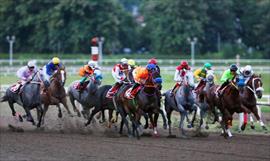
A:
[[1, 66, 270, 76], [0, 58, 270, 66]]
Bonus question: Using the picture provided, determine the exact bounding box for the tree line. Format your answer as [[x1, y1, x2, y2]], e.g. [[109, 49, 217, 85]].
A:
[[0, 0, 269, 58]]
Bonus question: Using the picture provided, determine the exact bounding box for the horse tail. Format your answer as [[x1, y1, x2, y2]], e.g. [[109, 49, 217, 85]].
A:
[[0, 95, 8, 102]]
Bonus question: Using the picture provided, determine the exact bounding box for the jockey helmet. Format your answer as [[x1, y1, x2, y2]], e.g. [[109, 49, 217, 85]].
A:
[[27, 60, 36, 68], [138, 67, 149, 79], [120, 58, 128, 64], [148, 58, 157, 65], [128, 59, 136, 67], [230, 64, 238, 72], [204, 63, 212, 70], [52, 57, 60, 65], [146, 64, 156, 71], [180, 61, 189, 68], [243, 65, 252, 76], [88, 60, 97, 68]]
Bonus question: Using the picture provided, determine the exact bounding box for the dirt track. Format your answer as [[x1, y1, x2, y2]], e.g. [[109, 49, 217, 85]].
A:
[[0, 103, 270, 161]]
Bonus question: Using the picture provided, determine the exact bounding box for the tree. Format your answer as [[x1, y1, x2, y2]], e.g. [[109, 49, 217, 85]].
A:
[[141, 0, 208, 55]]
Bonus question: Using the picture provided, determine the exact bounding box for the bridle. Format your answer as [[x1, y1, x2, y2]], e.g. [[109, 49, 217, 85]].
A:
[[245, 76, 264, 96]]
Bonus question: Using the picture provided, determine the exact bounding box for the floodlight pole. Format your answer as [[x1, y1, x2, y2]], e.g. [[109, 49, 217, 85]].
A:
[[6, 35, 15, 66], [187, 37, 197, 67]]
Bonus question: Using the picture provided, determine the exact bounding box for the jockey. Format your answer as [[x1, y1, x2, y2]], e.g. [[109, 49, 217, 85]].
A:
[[127, 59, 136, 83], [42, 57, 63, 87], [170, 60, 194, 96], [216, 64, 239, 97], [106, 58, 129, 98], [147, 58, 160, 74], [126, 66, 149, 99], [193, 63, 213, 93], [78, 60, 97, 90], [15, 60, 38, 92]]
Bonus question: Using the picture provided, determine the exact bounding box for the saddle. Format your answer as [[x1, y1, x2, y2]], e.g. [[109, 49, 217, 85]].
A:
[[73, 81, 89, 90]]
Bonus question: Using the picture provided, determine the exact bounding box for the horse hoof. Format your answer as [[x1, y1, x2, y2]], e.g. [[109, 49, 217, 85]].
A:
[[77, 112, 81, 117], [18, 115, 23, 122], [262, 126, 268, 131], [187, 124, 192, 128], [180, 135, 188, 139], [205, 125, 209, 130], [84, 122, 89, 127], [144, 125, 148, 129], [163, 124, 167, 130], [241, 124, 246, 131], [58, 113, 63, 118], [250, 125, 255, 129]]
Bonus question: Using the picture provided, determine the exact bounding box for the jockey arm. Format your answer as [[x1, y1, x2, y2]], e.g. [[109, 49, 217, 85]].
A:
[[114, 66, 125, 81]]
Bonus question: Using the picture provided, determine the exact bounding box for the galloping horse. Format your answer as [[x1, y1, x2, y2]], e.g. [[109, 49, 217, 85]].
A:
[[238, 74, 267, 131], [218, 77, 250, 138], [41, 67, 73, 124], [192, 72, 216, 129], [164, 75, 196, 138], [68, 71, 102, 118], [114, 72, 161, 139], [1, 71, 44, 127], [84, 85, 116, 127]]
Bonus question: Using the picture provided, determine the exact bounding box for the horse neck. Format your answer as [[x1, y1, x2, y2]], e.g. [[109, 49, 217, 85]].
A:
[[87, 79, 97, 94]]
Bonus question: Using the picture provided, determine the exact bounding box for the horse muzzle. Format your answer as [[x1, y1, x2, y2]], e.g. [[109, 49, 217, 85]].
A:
[[256, 87, 264, 99]]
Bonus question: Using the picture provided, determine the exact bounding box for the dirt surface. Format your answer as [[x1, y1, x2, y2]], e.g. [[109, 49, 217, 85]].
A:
[[0, 102, 270, 161]]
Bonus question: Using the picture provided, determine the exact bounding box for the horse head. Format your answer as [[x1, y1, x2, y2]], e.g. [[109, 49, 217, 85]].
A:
[[51, 67, 66, 87], [86, 69, 102, 94], [143, 72, 157, 95], [206, 72, 215, 85], [246, 74, 264, 99]]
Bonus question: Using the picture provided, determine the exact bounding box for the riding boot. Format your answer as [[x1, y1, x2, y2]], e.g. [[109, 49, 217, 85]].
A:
[[170, 83, 180, 97], [106, 82, 121, 98]]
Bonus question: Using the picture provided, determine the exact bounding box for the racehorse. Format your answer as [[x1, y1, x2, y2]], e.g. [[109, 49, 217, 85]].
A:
[[1, 71, 44, 127], [218, 76, 252, 138], [192, 72, 216, 129], [41, 67, 73, 124], [164, 75, 196, 138], [68, 71, 102, 119], [114, 72, 161, 139], [84, 85, 117, 127], [238, 74, 267, 132]]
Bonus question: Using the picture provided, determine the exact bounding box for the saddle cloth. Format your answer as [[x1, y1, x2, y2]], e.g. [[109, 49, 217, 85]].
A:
[[73, 82, 88, 90], [10, 84, 20, 93]]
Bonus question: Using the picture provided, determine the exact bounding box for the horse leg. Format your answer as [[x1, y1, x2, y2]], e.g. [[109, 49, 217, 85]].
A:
[[61, 97, 73, 117], [166, 108, 173, 136], [249, 114, 255, 129], [179, 111, 187, 138], [69, 94, 81, 117], [159, 109, 167, 129], [36, 105, 43, 128], [143, 112, 149, 129], [108, 109, 114, 128], [57, 104, 62, 118], [24, 107, 35, 125], [85, 106, 100, 126], [153, 112, 159, 136], [252, 105, 267, 131], [8, 100, 23, 122], [42, 104, 49, 125]]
